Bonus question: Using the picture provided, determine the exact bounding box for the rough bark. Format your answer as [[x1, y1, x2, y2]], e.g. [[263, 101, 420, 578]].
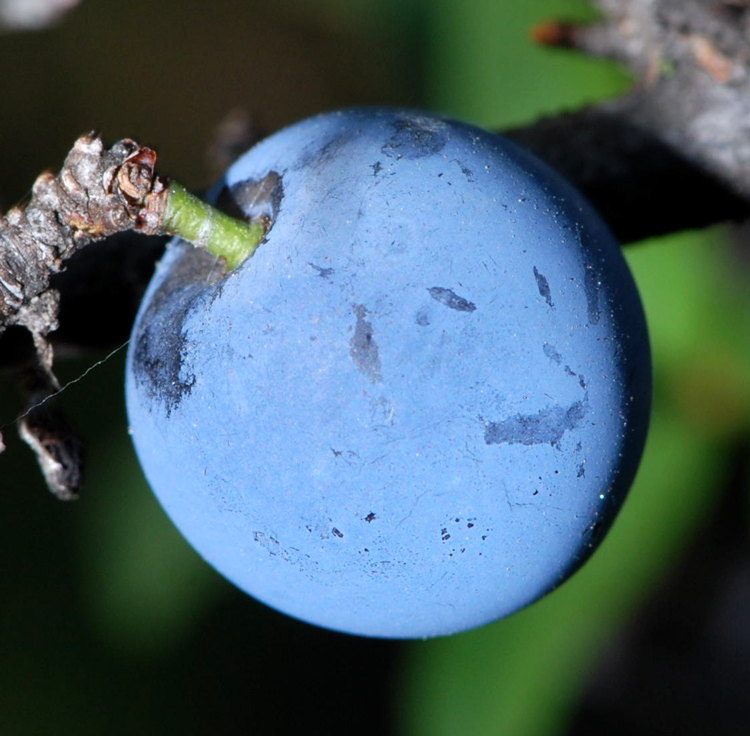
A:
[[0, 135, 168, 332], [518, 0, 750, 240], [0, 135, 170, 497]]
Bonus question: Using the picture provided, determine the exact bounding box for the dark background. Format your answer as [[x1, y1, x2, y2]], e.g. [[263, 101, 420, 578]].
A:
[[2, 1, 750, 733]]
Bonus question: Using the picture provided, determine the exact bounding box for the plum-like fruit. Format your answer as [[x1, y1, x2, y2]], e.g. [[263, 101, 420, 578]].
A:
[[126, 108, 651, 638]]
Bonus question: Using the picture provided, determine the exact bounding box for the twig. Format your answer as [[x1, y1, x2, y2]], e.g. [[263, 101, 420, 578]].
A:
[[504, 98, 750, 244], [0, 134, 265, 497], [527, 0, 750, 223], [0, 135, 169, 335], [0, 136, 170, 494]]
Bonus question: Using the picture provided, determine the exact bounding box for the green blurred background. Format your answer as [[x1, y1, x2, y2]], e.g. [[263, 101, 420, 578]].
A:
[[2, 1, 750, 733]]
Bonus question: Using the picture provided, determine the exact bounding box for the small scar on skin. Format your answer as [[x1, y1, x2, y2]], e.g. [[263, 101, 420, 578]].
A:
[[309, 262, 335, 278], [350, 304, 382, 382], [533, 266, 554, 308], [427, 286, 476, 312]]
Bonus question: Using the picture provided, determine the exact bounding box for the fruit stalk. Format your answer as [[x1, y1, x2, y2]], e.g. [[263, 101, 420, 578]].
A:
[[164, 181, 265, 270]]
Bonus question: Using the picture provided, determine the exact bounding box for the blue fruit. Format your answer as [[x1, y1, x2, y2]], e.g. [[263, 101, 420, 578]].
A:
[[126, 108, 651, 638]]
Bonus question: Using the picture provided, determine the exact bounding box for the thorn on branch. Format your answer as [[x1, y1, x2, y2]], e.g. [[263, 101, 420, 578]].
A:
[[530, 20, 584, 50], [689, 35, 736, 83], [206, 108, 267, 181], [17, 363, 83, 501]]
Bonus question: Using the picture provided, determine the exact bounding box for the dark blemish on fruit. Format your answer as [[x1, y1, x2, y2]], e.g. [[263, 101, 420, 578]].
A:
[[294, 133, 352, 171], [332, 527, 344, 538], [253, 531, 315, 569], [583, 520, 604, 547], [133, 322, 195, 417], [533, 266, 554, 308], [428, 286, 476, 312], [441, 528, 451, 541], [564, 365, 577, 378], [132, 245, 222, 415], [467, 522, 475, 528], [482, 398, 588, 447], [331, 447, 342, 457], [456, 162, 475, 182], [416, 310, 430, 326], [319, 138, 337, 159], [227, 170, 284, 229], [577, 464, 586, 478], [365, 512, 377, 523], [301, 135, 350, 170], [350, 304, 382, 382], [309, 262, 335, 279], [371, 161, 382, 176], [543, 343, 562, 364], [382, 117, 448, 160], [584, 265, 601, 324], [253, 531, 283, 558]]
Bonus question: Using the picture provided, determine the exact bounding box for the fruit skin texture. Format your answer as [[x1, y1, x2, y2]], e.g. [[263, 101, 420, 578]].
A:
[[126, 108, 651, 639]]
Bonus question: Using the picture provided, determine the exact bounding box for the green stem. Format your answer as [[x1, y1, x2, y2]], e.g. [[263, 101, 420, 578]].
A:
[[163, 181, 266, 270]]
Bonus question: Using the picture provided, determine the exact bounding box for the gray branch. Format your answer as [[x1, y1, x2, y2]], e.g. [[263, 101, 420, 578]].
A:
[[0, 135, 170, 497]]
